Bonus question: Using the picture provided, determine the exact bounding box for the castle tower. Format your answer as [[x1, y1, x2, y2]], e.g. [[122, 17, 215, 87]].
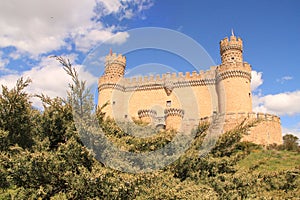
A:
[[102, 49, 126, 82], [216, 31, 252, 114], [138, 109, 157, 125], [97, 50, 126, 118], [220, 30, 243, 64], [164, 108, 184, 130]]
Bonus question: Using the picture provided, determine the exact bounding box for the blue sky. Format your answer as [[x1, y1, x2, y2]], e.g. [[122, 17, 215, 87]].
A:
[[0, 0, 299, 138]]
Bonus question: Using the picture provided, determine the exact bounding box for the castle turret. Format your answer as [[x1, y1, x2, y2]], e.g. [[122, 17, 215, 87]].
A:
[[164, 108, 184, 130], [102, 49, 126, 82], [216, 31, 252, 114], [138, 109, 157, 125], [98, 50, 127, 118], [220, 31, 243, 64]]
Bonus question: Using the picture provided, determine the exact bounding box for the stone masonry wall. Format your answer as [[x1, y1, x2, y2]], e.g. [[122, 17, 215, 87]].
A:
[[200, 112, 282, 145], [98, 68, 217, 120], [98, 34, 283, 146]]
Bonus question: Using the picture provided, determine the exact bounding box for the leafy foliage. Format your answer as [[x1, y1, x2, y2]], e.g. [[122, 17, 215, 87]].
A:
[[37, 95, 74, 149], [282, 134, 299, 151], [0, 78, 35, 149], [0, 57, 299, 199]]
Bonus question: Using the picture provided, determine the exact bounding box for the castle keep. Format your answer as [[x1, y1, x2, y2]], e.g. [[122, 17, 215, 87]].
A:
[[98, 33, 283, 145]]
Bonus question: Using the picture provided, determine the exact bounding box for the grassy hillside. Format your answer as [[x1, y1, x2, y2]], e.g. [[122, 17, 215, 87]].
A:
[[238, 149, 300, 172]]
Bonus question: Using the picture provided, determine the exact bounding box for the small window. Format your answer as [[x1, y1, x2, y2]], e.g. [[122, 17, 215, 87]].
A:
[[112, 101, 116, 105], [124, 115, 128, 119], [166, 100, 171, 107], [231, 57, 235, 60]]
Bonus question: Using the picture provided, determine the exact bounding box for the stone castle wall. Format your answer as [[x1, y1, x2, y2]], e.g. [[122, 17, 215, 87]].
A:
[[98, 68, 217, 120], [200, 112, 282, 145], [99, 67, 217, 90], [97, 34, 283, 145]]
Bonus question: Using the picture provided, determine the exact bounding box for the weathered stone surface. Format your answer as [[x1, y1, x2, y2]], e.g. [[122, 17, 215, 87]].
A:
[[98, 33, 282, 145]]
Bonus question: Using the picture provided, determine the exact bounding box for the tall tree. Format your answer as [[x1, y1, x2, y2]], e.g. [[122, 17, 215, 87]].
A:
[[0, 78, 34, 149], [283, 134, 299, 151]]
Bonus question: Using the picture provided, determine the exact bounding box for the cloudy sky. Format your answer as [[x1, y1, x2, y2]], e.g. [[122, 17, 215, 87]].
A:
[[0, 0, 299, 138]]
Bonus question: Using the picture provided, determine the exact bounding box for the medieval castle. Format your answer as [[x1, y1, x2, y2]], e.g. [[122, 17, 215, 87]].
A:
[[97, 33, 283, 145]]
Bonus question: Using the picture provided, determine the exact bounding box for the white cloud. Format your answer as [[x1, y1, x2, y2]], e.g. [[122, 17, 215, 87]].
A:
[[0, 60, 9, 70], [0, 0, 96, 56], [276, 76, 293, 84], [118, 0, 154, 20], [251, 70, 263, 91], [8, 51, 22, 60], [253, 91, 300, 116], [0, 0, 154, 56], [0, 0, 154, 107], [109, 32, 130, 44], [101, 0, 122, 14], [0, 55, 98, 108], [251, 70, 300, 116], [0, 51, 12, 73], [74, 28, 130, 52]]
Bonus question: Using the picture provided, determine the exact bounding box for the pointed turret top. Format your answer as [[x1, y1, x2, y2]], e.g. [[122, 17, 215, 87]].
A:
[[231, 29, 235, 37], [109, 48, 112, 55]]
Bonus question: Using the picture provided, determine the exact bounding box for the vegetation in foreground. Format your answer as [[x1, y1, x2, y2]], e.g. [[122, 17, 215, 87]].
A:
[[0, 57, 299, 199]]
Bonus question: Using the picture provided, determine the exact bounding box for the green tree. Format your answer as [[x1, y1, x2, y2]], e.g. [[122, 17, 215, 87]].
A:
[[282, 134, 299, 151], [37, 95, 74, 149], [0, 78, 34, 149]]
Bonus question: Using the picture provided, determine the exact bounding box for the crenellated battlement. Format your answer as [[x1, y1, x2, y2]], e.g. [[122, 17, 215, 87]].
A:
[[102, 51, 126, 81], [98, 63, 252, 92], [199, 112, 281, 124], [138, 109, 157, 118], [198, 111, 282, 145], [164, 108, 185, 118], [124, 66, 217, 83], [219, 32, 244, 64], [99, 66, 219, 91], [105, 52, 126, 67], [220, 35, 243, 54]]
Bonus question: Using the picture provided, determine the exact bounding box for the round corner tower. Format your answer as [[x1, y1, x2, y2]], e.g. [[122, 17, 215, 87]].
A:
[[164, 108, 184, 130], [97, 50, 126, 118], [102, 49, 126, 82], [216, 32, 252, 114], [220, 33, 243, 64]]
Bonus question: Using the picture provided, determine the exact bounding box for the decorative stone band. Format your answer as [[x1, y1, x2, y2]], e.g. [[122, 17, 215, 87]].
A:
[[164, 108, 185, 118], [138, 109, 157, 118], [98, 69, 249, 91], [220, 43, 243, 54], [105, 59, 126, 67], [216, 70, 251, 82], [98, 78, 216, 92], [98, 83, 125, 91], [199, 112, 281, 124]]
